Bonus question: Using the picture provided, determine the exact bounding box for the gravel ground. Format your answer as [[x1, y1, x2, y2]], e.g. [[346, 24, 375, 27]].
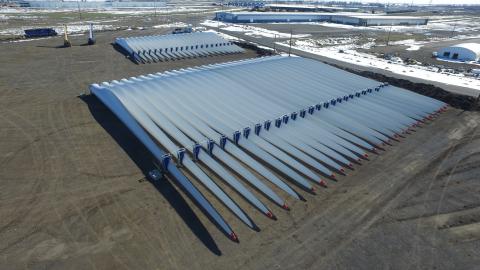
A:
[[1, 21, 480, 270]]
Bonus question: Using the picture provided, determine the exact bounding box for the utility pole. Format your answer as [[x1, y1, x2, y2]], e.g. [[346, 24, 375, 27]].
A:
[[288, 29, 292, 57], [217, 0, 225, 29], [166, 0, 170, 23], [76, 0, 82, 20], [154, 0, 157, 18], [273, 34, 277, 53], [450, 21, 457, 37], [386, 24, 393, 46]]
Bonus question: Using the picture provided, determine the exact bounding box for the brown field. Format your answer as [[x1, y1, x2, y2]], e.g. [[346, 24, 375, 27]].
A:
[[1, 24, 479, 270]]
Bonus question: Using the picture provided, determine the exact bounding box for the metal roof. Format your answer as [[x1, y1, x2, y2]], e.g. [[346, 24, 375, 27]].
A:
[[221, 11, 425, 20], [224, 11, 333, 16], [448, 43, 480, 54], [115, 32, 244, 64], [90, 56, 446, 241], [345, 14, 427, 20]]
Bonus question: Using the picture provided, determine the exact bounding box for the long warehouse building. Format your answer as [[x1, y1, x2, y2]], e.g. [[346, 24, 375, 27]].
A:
[[90, 55, 446, 242], [265, 3, 359, 12], [215, 11, 428, 26]]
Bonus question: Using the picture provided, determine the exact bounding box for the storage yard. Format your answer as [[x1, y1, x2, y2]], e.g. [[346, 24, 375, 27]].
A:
[[1, 3, 480, 270]]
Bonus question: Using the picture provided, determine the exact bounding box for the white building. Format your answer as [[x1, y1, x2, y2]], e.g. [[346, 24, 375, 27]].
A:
[[216, 12, 332, 23], [215, 11, 428, 26], [437, 43, 480, 62], [265, 4, 359, 13], [329, 14, 428, 26]]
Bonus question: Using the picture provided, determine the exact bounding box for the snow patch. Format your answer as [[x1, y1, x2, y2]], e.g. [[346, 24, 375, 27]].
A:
[[201, 20, 310, 39], [204, 29, 244, 41], [153, 22, 189, 29], [0, 23, 119, 36]]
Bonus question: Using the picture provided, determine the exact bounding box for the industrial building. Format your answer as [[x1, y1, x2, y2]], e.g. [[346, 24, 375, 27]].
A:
[[216, 12, 331, 23], [114, 32, 244, 64], [90, 55, 445, 241], [265, 3, 359, 13], [215, 11, 428, 26], [329, 14, 428, 26], [437, 43, 480, 62]]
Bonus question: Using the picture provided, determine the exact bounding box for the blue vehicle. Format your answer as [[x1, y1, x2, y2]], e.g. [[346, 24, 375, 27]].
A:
[[172, 27, 192, 34], [24, 28, 58, 38]]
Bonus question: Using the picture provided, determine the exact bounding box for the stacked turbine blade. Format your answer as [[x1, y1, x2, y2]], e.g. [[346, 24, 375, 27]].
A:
[[115, 32, 244, 64], [90, 56, 447, 241]]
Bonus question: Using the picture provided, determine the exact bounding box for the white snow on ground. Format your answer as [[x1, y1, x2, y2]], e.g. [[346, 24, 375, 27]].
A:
[[276, 16, 480, 34], [387, 39, 428, 51], [436, 57, 480, 67], [283, 39, 480, 91], [101, 7, 211, 15], [153, 22, 189, 29], [406, 44, 423, 51], [0, 23, 119, 36], [0, 7, 66, 13], [60, 23, 119, 34], [0, 6, 212, 15], [0, 14, 42, 20], [204, 29, 244, 41], [201, 20, 311, 39], [201, 20, 228, 28]]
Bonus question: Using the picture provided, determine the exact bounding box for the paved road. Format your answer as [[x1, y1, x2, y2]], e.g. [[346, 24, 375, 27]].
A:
[[212, 27, 480, 98]]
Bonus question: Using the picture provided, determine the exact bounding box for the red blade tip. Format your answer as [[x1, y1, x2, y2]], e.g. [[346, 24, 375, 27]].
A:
[[319, 180, 328, 188], [230, 232, 238, 242], [282, 203, 290, 210]]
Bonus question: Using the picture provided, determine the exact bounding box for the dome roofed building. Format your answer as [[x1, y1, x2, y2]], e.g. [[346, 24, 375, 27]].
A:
[[437, 43, 480, 62]]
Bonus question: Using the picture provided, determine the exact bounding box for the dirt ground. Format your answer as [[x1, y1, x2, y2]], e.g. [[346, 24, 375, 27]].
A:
[[0, 4, 218, 41], [1, 27, 480, 270]]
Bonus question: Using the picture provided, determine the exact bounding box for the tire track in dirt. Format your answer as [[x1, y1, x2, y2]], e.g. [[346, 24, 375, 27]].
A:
[[47, 53, 131, 269], [0, 109, 45, 237], [232, 115, 462, 269], [427, 124, 480, 264], [65, 49, 159, 268], [95, 41, 185, 268], [66, 93, 173, 269]]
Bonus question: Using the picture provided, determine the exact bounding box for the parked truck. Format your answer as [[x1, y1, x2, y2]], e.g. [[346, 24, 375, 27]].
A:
[[172, 26, 193, 34], [24, 28, 57, 38]]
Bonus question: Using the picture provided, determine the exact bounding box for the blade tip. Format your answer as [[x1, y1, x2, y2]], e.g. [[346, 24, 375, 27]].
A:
[[230, 232, 239, 242], [320, 180, 328, 188]]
